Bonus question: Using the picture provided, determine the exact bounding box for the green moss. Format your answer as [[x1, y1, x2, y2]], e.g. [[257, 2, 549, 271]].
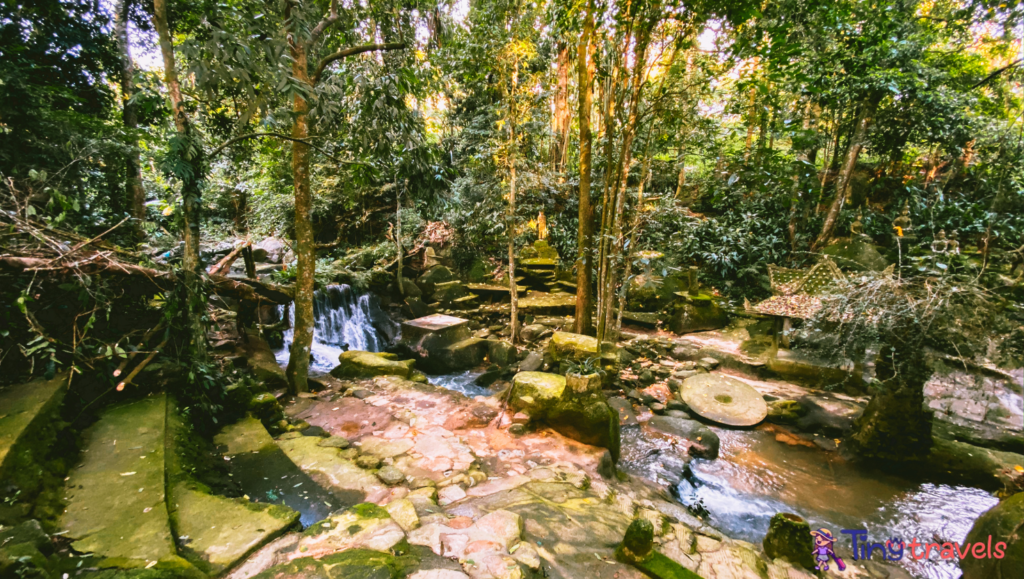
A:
[[349, 502, 391, 519], [330, 351, 415, 379]]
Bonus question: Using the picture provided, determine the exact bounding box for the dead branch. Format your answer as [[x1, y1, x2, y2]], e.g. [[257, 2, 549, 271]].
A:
[[208, 242, 250, 276]]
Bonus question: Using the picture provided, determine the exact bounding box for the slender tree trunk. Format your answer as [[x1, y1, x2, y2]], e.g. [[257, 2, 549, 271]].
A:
[[552, 42, 571, 173], [598, 27, 649, 344], [574, 2, 596, 336], [286, 40, 314, 394], [116, 0, 146, 237], [152, 0, 206, 361], [813, 100, 876, 251], [615, 154, 651, 337], [596, 34, 623, 335], [396, 184, 404, 296], [743, 88, 756, 162], [508, 162, 519, 343]]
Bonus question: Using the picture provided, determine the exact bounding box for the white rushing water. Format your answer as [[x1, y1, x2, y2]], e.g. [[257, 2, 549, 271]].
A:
[[274, 284, 397, 374]]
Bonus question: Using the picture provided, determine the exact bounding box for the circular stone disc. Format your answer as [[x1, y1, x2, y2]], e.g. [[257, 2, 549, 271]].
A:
[[681, 373, 768, 426]]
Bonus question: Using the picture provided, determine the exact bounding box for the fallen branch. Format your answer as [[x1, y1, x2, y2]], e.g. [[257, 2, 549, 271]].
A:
[[1, 255, 293, 304], [117, 337, 168, 391], [208, 242, 250, 276], [46, 216, 131, 265]]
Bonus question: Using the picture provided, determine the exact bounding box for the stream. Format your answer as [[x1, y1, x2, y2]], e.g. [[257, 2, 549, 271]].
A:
[[269, 287, 998, 578], [621, 425, 997, 579]]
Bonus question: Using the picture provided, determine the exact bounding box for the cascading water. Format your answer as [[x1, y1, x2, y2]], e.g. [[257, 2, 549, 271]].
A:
[[275, 284, 398, 374]]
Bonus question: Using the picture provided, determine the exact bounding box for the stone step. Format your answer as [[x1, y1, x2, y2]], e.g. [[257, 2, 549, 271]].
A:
[[0, 372, 69, 515], [59, 394, 196, 572], [167, 407, 298, 575]]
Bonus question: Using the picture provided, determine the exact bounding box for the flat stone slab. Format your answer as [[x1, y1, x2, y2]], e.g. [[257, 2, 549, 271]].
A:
[[0, 372, 68, 478], [171, 485, 298, 573], [330, 350, 415, 379], [680, 373, 768, 427], [275, 436, 388, 503], [60, 394, 185, 569], [215, 416, 278, 456], [517, 292, 576, 313], [401, 314, 472, 347]]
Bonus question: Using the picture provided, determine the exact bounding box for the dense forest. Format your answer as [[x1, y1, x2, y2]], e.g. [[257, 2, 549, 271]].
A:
[[0, 1, 1022, 579]]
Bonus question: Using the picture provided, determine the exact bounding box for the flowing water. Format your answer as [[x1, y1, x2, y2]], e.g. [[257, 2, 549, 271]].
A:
[[275, 284, 398, 374], [623, 425, 997, 579], [267, 289, 997, 577]]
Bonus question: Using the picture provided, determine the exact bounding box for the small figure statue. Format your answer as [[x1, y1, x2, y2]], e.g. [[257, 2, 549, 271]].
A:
[[931, 229, 948, 254], [537, 211, 548, 241], [850, 209, 865, 238], [947, 230, 960, 255], [892, 201, 913, 237]]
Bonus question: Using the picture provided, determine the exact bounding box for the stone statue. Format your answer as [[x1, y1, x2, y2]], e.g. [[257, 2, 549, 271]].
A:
[[850, 209, 865, 238], [947, 230, 960, 255], [931, 229, 948, 254], [892, 201, 912, 237], [537, 211, 548, 241]]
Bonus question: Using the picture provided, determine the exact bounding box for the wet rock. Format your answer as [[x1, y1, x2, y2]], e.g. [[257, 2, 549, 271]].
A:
[[359, 436, 414, 459], [352, 388, 375, 399], [409, 570, 471, 579], [319, 436, 351, 449], [377, 465, 407, 486], [301, 424, 329, 437], [649, 415, 720, 460], [356, 454, 383, 470], [520, 324, 549, 342], [437, 485, 467, 506], [927, 437, 1024, 490], [608, 396, 639, 426], [487, 340, 516, 367], [650, 403, 666, 414], [507, 424, 526, 436], [961, 492, 1023, 579], [697, 357, 720, 371], [617, 517, 700, 579], [519, 351, 543, 372], [405, 296, 433, 319], [795, 393, 864, 436], [762, 513, 814, 569], [385, 498, 420, 532], [766, 399, 808, 425], [297, 504, 405, 559], [331, 350, 416, 379], [665, 410, 691, 420]]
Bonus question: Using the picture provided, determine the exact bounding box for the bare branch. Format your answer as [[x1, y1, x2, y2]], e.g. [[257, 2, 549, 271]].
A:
[[313, 42, 407, 84], [310, 0, 341, 45], [971, 58, 1023, 89]]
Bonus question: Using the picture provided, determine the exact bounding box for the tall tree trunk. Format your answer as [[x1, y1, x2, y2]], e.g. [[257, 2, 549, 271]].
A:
[[286, 40, 315, 394], [598, 27, 650, 344], [615, 154, 651, 337], [574, 2, 595, 336], [743, 88, 756, 162], [508, 162, 519, 343], [396, 183, 404, 296], [116, 0, 145, 237], [552, 42, 571, 174], [152, 0, 206, 361], [596, 33, 624, 335], [813, 100, 876, 251]]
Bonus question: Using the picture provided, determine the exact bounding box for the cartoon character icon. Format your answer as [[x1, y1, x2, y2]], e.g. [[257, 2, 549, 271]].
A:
[[811, 528, 847, 572]]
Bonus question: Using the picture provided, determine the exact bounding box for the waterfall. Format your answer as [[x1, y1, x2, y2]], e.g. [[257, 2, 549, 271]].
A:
[[275, 284, 398, 373]]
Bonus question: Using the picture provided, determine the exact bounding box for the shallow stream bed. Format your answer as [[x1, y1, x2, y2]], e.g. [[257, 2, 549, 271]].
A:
[[624, 425, 998, 579]]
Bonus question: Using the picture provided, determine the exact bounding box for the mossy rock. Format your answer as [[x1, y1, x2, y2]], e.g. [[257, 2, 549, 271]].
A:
[[961, 492, 1024, 579], [766, 400, 808, 425], [669, 296, 729, 335], [250, 393, 284, 422], [253, 549, 401, 579], [531, 239, 560, 260], [330, 351, 415, 379], [762, 512, 814, 569], [548, 394, 621, 462], [616, 519, 702, 579], [511, 372, 566, 413], [466, 258, 488, 282], [548, 331, 599, 362]]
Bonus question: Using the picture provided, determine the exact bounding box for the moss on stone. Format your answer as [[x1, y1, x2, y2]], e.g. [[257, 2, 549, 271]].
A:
[[762, 513, 813, 569], [330, 351, 415, 379]]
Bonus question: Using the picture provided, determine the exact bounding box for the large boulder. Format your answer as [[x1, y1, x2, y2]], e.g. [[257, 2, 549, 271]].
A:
[[961, 492, 1024, 579], [511, 372, 620, 461], [648, 415, 720, 460], [256, 237, 289, 264], [415, 265, 455, 296], [668, 293, 729, 335], [330, 351, 415, 379]]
